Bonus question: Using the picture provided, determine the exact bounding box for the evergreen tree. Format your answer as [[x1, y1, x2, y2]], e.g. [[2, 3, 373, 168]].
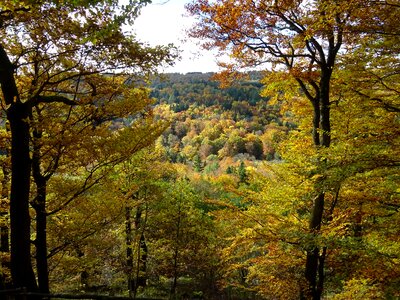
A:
[[238, 161, 247, 184]]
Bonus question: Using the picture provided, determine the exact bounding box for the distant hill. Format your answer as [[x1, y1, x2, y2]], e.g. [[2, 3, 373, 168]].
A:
[[150, 72, 291, 167], [150, 72, 269, 113]]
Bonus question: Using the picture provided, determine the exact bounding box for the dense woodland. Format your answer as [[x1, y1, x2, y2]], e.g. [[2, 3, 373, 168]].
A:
[[151, 72, 290, 165], [0, 0, 399, 300]]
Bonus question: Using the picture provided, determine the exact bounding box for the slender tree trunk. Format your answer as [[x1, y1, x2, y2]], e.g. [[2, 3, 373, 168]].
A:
[[133, 205, 141, 297], [320, 71, 332, 148], [125, 205, 134, 298], [134, 205, 147, 294], [35, 204, 49, 294], [134, 232, 147, 293], [32, 179, 49, 294], [303, 68, 332, 300], [311, 99, 321, 147], [137, 233, 147, 287], [305, 193, 325, 298], [30, 117, 51, 294]]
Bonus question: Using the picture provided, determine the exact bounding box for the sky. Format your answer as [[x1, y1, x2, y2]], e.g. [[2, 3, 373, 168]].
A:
[[132, 0, 222, 74]]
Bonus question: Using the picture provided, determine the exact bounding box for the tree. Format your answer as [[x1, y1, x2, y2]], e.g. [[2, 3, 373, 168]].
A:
[[148, 179, 218, 299], [186, 0, 398, 298], [115, 146, 176, 298], [31, 98, 167, 293], [45, 172, 126, 293], [237, 161, 247, 184], [193, 154, 204, 172], [0, 0, 174, 292], [212, 95, 399, 297]]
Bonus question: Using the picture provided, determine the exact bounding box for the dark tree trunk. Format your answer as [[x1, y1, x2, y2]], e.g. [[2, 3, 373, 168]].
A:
[[0, 44, 37, 291], [320, 71, 332, 148], [32, 178, 49, 294], [35, 203, 49, 294], [31, 124, 50, 294], [130, 203, 148, 299], [134, 206, 147, 290], [137, 233, 147, 288], [8, 102, 37, 291], [311, 99, 321, 147], [303, 67, 332, 300]]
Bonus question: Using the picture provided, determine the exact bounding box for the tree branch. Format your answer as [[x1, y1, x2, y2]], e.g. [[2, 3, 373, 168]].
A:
[[35, 95, 78, 106]]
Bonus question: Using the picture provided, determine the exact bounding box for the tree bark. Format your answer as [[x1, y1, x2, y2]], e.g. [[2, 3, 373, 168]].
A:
[[303, 67, 332, 300], [137, 233, 147, 288], [31, 115, 50, 294], [134, 206, 147, 293], [320, 70, 332, 148], [32, 176, 49, 294], [8, 102, 38, 291], [0, 44, 37, 291], [311, 99, 321, 147], [35, 202, 49, 294]]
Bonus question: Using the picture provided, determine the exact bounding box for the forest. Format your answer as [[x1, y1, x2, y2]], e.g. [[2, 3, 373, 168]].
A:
[[0, 0, 399, 300]]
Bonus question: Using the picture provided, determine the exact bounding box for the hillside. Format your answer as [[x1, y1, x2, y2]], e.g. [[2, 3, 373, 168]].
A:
[[151, 72, 291, 171]]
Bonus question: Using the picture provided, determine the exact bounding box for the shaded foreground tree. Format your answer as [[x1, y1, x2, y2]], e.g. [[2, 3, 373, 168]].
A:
[[115, 148, 176, 298], [187, 0, 398, 298], [148, 179, 218, 299], [0, 0, 175, 293], [30, 97, 167, 294]]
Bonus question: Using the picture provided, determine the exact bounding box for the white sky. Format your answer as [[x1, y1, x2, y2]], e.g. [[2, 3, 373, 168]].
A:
[[132, 0, 222, 73]]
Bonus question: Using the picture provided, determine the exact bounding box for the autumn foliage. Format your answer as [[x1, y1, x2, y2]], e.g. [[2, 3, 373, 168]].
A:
[[0, 0, 399, 299]]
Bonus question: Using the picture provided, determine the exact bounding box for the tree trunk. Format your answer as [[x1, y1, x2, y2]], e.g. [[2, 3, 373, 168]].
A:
[[303, 68, 332, 300], [8, 102, 38, 291], [135, 232, 148, 293], [320, 71, 332, 148], [32, 177, 49, 294], [31, 118, 50, 294], [137, 233, 147, 288], [35, 203, 49, 294], [131, 203, 148, 299], [0, 44, 38, 292], [125, 205, 134, 298], [311, 99, 321, 147], [134, 205, 147, 293]]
